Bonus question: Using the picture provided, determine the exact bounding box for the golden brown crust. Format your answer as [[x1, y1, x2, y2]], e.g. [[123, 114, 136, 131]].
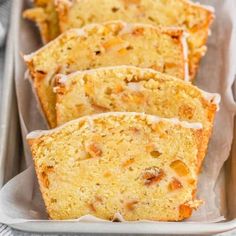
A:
[[185, 1, 214, 79], [25, 59, 57, 127], [197, 97, 217, 170], [27, 112, 203, 221], [27, 138, 52, 219]]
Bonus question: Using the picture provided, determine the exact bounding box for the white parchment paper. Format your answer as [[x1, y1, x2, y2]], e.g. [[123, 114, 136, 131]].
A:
[[0, 0, 236, 225]]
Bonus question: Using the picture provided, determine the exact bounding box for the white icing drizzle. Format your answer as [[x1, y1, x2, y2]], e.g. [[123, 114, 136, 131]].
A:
[[24, 69, 31, 81], [54, 66, 155, 88], [187, 200, 204, 209], [116, 72, 125, 78], [146, 116, 202, 129], [117, 21, 187, 37], [200, 91, 221, 111], [75, 28, 87, 37], [58, 74, 68, 84], [53, 65, 220, 108], [127, 82, 144, 91], [120, 20, 186, 32], [87, 116, 94, 129], [112, 213, 125, 222], [23, 54, 33, 62], [26, 112, 203, 140], [118, 23, 134, 35], [66, 65, 157, 78], [52, 87, 58, 93], [181, 32, 190, 82], [208, 29, 212, 36]]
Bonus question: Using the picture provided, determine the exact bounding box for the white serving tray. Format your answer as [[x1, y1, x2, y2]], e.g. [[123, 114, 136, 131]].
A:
[[0, 2, 20, 187], [0, 0, 236, 234]]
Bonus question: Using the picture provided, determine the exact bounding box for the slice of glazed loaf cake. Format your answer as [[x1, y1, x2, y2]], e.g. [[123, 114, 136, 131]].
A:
[[27, 112, 203, 221]]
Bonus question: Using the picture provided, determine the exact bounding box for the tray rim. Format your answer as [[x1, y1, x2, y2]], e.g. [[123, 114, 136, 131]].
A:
[[0, 5, 14, 187], [1, 0, 236, 234], [8, 219, 236, 235]]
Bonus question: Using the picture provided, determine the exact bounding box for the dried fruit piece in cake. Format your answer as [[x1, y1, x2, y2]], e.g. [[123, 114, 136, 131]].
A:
[[24, 21, 188, 127], [27, 112, 203, 221], [55, 0, 214, 79], [23, 0, 60, 43], [55, 66, 220, 168]]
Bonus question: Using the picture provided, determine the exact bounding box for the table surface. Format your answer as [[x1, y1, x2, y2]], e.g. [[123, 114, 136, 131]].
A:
[[0, 0, 235, 235]]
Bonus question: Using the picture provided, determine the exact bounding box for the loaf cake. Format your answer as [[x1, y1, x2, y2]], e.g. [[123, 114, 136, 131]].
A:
[[27, 112, 203, 221], [24, 21, 188, 128], [55, 66, 220, 169], [55, 0, 214, 79], [23, 0, 59, 43]]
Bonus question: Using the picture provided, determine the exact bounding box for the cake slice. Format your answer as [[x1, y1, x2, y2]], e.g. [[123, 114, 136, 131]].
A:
[[23, 0, 60, 43], [55, 0, 214, 79], [24, 21, 188, 128], [55, 66, 220, 169], [27, 112, 203, 221]]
